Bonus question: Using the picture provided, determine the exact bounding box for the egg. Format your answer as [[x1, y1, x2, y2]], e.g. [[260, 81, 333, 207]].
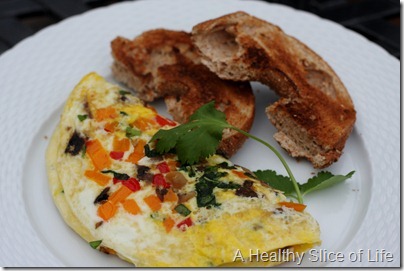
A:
[[46, 73, 321, 267]]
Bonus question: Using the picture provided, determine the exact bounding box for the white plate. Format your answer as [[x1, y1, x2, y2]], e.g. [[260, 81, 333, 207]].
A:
[[0, 0, 399, 267]]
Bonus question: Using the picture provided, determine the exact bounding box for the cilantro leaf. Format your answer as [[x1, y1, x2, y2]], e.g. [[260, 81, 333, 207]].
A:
[[300, 171, 355, 196], [148, 100, 356, 204], [150, 101, 230, 164], [254, 170, 295, 195], [254, 169, 355, 200]]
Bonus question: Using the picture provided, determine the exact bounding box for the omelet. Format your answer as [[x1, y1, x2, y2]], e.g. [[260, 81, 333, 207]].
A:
[[46, 73, 320, 267]]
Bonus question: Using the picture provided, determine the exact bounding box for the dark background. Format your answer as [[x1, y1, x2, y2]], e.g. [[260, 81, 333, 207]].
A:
[[0, 0, 400, 58]]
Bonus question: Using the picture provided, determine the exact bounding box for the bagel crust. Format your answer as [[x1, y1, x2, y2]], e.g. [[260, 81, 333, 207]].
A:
[[192, 11, 356, 168]]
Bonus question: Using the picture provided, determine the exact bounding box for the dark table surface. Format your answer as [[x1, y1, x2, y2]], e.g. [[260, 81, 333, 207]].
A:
[[0, 0, 400, 58]]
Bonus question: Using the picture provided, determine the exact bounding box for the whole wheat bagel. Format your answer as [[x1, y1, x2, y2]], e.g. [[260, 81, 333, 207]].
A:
[[192, 11, 356, 168]]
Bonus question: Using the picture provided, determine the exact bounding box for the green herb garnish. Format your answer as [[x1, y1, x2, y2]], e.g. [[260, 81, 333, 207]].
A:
[[119, 90, 131, 96], [174, 204, 191, 216], [81, 144, 87, 158], [77, 114, 88, 122], [125, 126, 141, 138], [150, 101, 354, 204], [254, 170, 355, 199], [120, 111, 128, 116], [101, 170, 129, 180], [89, 240, 102, 249]]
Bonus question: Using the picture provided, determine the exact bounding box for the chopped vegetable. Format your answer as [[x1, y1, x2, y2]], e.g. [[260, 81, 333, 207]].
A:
[[235, 180, 258, 198], [120, 111, 128, 116], [65, 131, 85, 156], [113, 137, 130, 152], [165, 171, 188, 189], [152, 174, 171, 189], [232, 170, 247, 179], [133, 117, 157, 131], [119, 90, 131, 96], [84, 170, 111, 186], [95, 107, 117, 122], [104, 121, 118, 133], [97, 201, 117, 221], [126, 139, 146, 164], [178, 191, 196, 203], [77, 114, 88, 122], [174, 204, 191, 216], [155, 115, 177, 127], [123, 199, 142, 215], [144, 195, 162, 211], [279, 201, 307, 212], [94, 187, 110, 204], [89, 240, 102, 249], [164, 189, 178, 202], [122, 178, 141, 192], [108, 186, 132, 204], [109, 151, 124, 160], [177, 217, 193, 231], [157, 161, 170, 173], [101, 170, 129, 180], [163, 217, 175, 233], [86, 139, 111, 170], [125, 126, 141, 138]]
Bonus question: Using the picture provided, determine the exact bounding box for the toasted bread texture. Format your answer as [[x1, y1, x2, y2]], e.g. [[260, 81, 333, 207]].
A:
[[111, 29, 255, 157], [111, 29, 200, 102], [192, 11, 356, 168]]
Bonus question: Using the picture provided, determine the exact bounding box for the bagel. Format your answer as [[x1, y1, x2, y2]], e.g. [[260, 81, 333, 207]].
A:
[[111, 29, 255, 157], [191, 11, 356, 168]]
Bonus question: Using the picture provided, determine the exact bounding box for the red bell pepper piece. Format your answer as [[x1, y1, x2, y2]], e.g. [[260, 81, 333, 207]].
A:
[[110, 151, 124, 160], [155, 115, 176, 127], [122, 177, 141, 192], [177, 217, 193, 231], [152, 174, 171, 188], [157, 162, 170, 174]]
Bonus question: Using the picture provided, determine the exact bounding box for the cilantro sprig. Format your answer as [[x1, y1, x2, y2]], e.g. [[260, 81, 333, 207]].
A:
[[254, 170, 355, 199], [150, 101, 354, 204]]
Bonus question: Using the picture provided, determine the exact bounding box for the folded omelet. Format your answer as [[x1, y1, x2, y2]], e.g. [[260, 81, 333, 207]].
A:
[[46, 73, 320, 267]]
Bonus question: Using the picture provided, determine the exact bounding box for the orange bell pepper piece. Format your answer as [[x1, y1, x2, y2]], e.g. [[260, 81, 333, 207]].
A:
[[95, 106, 118, 122], [98, 201, 117, 221], [126, 139, 146, 164], [104, 121, 118, 133], [164, 189, 178, 203], [144, 195, 162, 211], [86, 139, 111, 170], [113, 136, 130, 152], [279, 201, 307, 212], [123, 199, 142, 215], [109, 186, 132, 204], [232, 170, 247, 179], [163, 217, 175, 233], [84, 170, 111, 186], [133, 117, 157, 131]]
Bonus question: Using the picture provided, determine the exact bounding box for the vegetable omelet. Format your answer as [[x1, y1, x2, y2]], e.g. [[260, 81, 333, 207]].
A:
[[46, 73, 320, 267]]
